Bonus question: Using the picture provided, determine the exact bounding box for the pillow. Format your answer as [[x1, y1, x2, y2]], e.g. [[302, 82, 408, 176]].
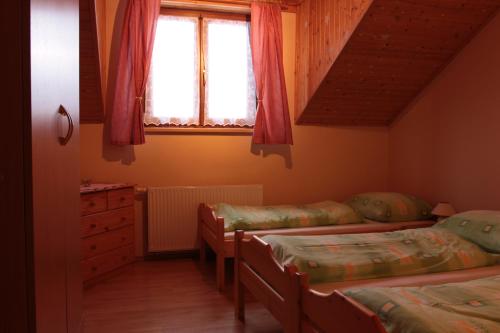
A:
[[345, 192, 432, 222], [434, 210, 500, 253]]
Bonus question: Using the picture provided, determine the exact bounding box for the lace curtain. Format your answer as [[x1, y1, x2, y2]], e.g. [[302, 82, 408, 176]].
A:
[[145, 15, 200, 126], [203, 18, 256, 127], [144, 15, 256, 127]]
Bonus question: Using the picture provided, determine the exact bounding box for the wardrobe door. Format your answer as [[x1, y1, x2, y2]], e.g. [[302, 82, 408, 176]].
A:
[[30, 0, 81, 331]]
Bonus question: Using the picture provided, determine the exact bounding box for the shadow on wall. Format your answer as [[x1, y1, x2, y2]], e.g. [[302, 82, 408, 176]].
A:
[[251, 144, 293, 169], [101, 131, 137, 165]]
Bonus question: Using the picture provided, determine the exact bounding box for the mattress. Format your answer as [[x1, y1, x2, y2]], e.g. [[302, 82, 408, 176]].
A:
[[262, 228, 497, 284]]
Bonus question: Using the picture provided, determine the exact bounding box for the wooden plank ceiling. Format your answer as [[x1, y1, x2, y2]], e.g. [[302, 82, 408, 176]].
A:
[[295, 0, 500, 126]]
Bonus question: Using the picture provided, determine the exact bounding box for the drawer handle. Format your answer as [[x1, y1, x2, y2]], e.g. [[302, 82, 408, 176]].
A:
[[90, 224, 97, 229], [120, 197, 126, 202], [91, 266, 97, 272], [90, 245, 97, 250], [89, 201, 96, 207]]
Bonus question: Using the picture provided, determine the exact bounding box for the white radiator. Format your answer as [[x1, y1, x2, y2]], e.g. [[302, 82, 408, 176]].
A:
[[147, 185, 263, 252]]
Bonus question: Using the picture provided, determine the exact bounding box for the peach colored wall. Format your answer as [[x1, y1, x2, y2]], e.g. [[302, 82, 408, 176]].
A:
[[81, 7, 389, 254], [389, 12, 500, 212]]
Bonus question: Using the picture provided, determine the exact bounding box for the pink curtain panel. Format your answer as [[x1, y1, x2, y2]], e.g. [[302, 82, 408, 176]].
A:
[[109, 0, 160, 145], [250, 1, 293, 145]]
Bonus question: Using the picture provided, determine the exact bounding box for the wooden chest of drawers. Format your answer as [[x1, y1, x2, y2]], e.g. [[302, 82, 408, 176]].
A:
[[80, 184, 135, 284]]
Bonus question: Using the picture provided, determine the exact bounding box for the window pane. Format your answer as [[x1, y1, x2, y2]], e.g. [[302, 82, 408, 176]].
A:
[[145, 15, 199, 126], [204, 19, 256, 127]]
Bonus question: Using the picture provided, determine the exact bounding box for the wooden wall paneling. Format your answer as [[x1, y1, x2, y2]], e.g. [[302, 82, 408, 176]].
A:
[[294, 0, 310, 121], [295, 0, 373, 120], [295, 0, 500, 126], [95, 0, 107, 97], [80, 0, 104, 123]]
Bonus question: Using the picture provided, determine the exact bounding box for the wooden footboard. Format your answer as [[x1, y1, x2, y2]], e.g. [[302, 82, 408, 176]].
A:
[[234, 231, 306, 333], [198, 203, 227, 291], [301, 288, 386, 333]]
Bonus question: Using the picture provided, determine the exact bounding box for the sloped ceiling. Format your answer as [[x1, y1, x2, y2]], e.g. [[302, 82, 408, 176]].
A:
[[295, 0, 500, 126]]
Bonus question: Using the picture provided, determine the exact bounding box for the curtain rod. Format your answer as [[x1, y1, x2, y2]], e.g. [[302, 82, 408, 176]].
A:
[[160, 0, 297, 13]]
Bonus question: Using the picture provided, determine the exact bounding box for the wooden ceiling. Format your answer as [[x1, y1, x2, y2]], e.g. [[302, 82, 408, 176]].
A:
[[295, 0, 500, 126]]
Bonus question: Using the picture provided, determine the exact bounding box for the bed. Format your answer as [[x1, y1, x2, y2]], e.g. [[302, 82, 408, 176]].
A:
[[198, 197, 435, 290], [301, 269, 500, 333], [302, 274, 500, 333], [234, 210, 500, 332]]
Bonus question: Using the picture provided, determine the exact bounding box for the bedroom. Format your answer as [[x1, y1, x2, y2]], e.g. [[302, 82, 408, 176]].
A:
[[2, 0, 500, 332]]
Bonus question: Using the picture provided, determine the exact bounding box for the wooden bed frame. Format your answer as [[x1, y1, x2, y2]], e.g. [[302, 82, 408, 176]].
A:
[[300, 265, 500, 333], [301, 290, 387, 333], [234, 230, 500, 333], [234, 231, 305, 333], [198, 203, 436, 290]]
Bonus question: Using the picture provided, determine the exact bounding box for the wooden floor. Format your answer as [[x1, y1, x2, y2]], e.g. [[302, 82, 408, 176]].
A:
[[83, 259, 282, 333]]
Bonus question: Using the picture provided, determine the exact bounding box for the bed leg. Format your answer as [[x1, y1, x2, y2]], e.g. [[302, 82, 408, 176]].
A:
[[235, 279, 245, 322], [199, 237, 207, 263], [216, 253, 225, 292], [234, 230, 245, 322], [197, 204, 207, 263]]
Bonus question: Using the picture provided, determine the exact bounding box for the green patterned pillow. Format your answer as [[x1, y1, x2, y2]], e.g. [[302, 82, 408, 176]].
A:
[[345, 192, 432, 222], [434, 211, 500, 253]]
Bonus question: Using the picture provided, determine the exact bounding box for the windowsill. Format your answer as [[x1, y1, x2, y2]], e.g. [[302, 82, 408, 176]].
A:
[[145, 126, 253, 135]]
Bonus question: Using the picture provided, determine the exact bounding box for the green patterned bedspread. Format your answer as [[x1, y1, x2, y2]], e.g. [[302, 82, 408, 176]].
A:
[[214, 201, 363, 232], [262, 228, 497, 284], [345, 275, 500, 333]]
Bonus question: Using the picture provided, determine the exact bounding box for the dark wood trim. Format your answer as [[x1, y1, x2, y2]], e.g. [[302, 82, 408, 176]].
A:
[[160, 7, 249, 20], [161, 0, 298, 13], [22, 0, 36, 327], [198, 16, 205, 126], [1, 0, 35, 331], [80, 0, 104, 123]]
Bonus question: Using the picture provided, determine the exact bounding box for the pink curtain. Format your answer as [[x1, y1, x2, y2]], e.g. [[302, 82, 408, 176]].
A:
[[250, 1, 293, 145], [108, 0, 160, 145]]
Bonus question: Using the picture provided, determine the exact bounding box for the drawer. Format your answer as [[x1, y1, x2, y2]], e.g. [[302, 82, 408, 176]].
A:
[[81, 192, 107, 216], [81, 206, 134, 237], [108, 188, 134, 210], [82, 225, 134, 260], [81, 245, 135, 281]]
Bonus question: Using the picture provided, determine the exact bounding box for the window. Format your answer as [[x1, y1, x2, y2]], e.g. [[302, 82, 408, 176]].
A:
[[145, 10, 256, 128]]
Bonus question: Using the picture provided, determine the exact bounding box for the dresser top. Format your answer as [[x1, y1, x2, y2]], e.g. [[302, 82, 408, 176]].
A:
[[80, 183, 134, 194]]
